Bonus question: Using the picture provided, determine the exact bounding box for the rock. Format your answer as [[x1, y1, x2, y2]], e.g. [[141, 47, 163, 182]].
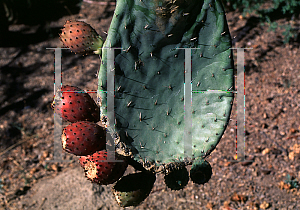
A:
[[23, 167, 121, 210]]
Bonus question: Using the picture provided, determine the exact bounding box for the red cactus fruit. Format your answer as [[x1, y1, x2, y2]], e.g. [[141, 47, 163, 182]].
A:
[[53, 85, 100, 123], [62, 121, 106, 156], [59, 20, 103, 55], [79, 151, 128, 185]]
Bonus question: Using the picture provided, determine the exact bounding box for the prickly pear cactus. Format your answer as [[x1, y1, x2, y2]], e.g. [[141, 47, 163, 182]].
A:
[[57, 0, 234, 207], [97, 0, 233, 173]]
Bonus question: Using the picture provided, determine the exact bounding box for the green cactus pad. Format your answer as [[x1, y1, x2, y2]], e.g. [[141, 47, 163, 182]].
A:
[[97, 0, 233, 172], [190, 158, 212, 185]]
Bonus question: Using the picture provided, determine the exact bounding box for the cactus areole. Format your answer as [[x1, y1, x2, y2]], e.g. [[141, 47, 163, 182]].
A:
[[97, 0, 234, 173]]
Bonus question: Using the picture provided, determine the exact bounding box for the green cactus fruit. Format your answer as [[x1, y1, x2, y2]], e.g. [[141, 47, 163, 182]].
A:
[[60, 20, 103, 55], [97, 0, 233, 173], [190, 158, 212, 185], [164, 163, 189, 190], [112, 171, 156, 207]]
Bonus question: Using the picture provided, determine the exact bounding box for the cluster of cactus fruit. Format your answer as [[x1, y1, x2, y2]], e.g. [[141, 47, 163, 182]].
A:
[[56, 0, 234, 207]]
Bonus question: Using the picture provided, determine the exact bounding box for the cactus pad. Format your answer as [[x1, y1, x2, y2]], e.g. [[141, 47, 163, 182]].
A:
[[97, 0, 233, 172]]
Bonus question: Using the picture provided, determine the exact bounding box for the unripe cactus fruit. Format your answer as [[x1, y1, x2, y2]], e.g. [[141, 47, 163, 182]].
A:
[[164, 164, 189, 190], [190, 158, 212, 185], [59, 20, 103, 55], [112, 171, 156, 207]]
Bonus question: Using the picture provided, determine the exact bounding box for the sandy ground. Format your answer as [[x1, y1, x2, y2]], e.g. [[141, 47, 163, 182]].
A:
[[0, 1, 299, 209]]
